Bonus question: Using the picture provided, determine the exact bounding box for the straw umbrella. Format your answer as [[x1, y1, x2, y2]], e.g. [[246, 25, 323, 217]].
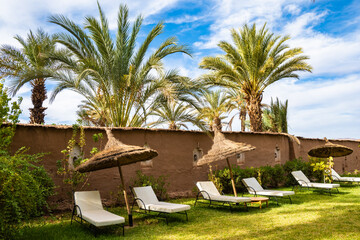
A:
[[308, 138, 353, 158], [308, 138, 353, 182], [76, 128, 158, 226], [197, 128, 255, 197]]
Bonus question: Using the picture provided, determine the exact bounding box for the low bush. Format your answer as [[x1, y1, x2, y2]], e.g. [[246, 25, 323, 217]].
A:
[[213, 158, 322, 194], [0, 82, 54, 239], [132, 170, 169, 200]]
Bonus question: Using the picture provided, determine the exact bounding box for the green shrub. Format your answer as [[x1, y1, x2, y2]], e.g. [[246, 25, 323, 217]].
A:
[[213, 158, 322, 194], [0, 82, 54, 239], [132, 170, 169, 200], [0, 148, 54, 239]]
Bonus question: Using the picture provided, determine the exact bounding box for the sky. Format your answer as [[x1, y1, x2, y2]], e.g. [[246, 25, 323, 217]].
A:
[[0, 0, 359, 139]]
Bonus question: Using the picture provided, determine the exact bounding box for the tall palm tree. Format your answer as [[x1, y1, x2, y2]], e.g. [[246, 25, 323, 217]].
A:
[[263, 97, 288, 133], [48, 3, 191, 127], [200, 23, 312, 132], [196, 90, 235, 131], [0, 29, 57, 124], [148, 101, 204, 130]]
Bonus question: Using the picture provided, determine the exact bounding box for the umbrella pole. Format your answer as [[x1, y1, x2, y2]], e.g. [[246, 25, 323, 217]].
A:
[[226, 158, 237, 197], [117, 161, 133, 226]]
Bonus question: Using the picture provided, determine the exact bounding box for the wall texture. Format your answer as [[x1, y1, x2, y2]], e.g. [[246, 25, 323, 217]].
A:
[[9, 124, 360, 210]]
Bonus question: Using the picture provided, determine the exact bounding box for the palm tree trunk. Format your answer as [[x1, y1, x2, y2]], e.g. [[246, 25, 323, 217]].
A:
[[246, 94, 263, 132], [240, 105, 246, 131], [29, 78, 47, 124]]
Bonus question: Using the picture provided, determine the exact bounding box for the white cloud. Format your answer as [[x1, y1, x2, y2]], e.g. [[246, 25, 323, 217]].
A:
[[262, 75, 360, 139]]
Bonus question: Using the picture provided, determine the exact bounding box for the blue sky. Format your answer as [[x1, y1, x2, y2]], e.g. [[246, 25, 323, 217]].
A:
[[0, 0, 359, 139]]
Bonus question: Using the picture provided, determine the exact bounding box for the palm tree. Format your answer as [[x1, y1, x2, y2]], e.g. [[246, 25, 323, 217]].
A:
[[48, 3, 191, 127], [199, 23, 312, 132], [0, 29, 57, 124], [263, 97, 288, 133], [196, 90, 235, 131], [227, 88, 247, 131], [148, 101, 204, 130]]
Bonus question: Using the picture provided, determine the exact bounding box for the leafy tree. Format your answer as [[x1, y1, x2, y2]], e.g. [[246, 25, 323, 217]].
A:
[[49, 3, 191, 127], [195, 90, 235, 131], [0, 29, 57, 124], [263, 97, 288, 133], [0, 82, 22, 153], [200, 23, 312, 132]]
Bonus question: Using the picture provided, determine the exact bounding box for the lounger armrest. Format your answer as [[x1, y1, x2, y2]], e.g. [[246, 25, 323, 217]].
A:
[[132, 197, 147, 213], [197, 190, 211, 201], [296, 179, 309, 187], [331, 175, 341, 182], [245, 186, 257, 196], [73, 204, 82, 218]]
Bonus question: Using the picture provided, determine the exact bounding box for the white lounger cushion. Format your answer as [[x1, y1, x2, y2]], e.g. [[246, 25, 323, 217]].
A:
[[242, 177, 295, 196], [292, 171, 340, 189], [145, 202, 190, 213], [74, 191, 125, 227], [331, 169, 360, 182], [82, 210, 125, 227], [196, 181, 251, 203], [133, 186, 190, 213], [255, 190, 295, 197]]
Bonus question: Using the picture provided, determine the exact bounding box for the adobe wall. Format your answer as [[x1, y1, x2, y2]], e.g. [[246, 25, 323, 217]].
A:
[[9, 124, 360, 210]]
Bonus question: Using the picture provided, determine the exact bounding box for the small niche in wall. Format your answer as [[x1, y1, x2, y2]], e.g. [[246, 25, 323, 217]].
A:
[[141, 143, 153, 169], [69, 143, 82, 170], [237, 153, 245, 165], [193, 143, 203, 166], [275, 145, 281, 163]]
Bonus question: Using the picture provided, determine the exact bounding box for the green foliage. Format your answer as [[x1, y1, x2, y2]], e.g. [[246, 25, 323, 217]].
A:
[[0, 82, 22, 154], [207, 165, 223, 193], [213, 158, 321, 194], [263, 97, 288, 133], [199, 23, 312, 131], [132, 170, 169, 201], [49, 3, 192, 127], [310, 156, 334, 183], [0, 149, 54, 239], [0, 84, 53, 239], [57, 124, 90, 191]]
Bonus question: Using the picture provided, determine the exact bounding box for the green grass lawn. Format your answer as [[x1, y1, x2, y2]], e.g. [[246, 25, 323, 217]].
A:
[[18, 185, 360, 240]]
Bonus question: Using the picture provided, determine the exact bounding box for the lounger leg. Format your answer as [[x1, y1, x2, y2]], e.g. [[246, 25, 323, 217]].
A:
[[274, 197, 279, 206], [185, 211, 188, 221], [229, 203, 233, 213], [122, 225, 125, 236], [288, 196, 292, 204], [194, 197, 198, 207], [244, 203, 248, 212]]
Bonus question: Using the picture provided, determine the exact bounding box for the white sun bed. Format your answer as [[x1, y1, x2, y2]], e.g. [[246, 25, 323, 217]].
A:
[[291, 170, 340, 195], [195, 181, 251, 211], [331, 169, 360, 184], [72, 191, 125, 235], [132, 186, 190, 224], [242, 177, 294, 204]]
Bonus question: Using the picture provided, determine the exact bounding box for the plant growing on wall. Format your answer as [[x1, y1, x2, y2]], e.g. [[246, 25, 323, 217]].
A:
[[57, 124, 104, 192]]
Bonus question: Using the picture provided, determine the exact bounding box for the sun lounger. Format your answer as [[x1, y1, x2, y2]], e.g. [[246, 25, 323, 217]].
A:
[[131, 186, 190, 224], [291, 170, 340, 195], [71, 191, 125, 235], [242, 177, 294, 204], [195, 181, 251, 211], [331, 169, 360, 184]]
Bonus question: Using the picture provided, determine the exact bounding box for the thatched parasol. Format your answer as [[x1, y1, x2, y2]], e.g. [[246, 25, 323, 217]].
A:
[[308, 138, 353, 158], [197, 128, 255, 197], [76, 128, 158, 226]]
